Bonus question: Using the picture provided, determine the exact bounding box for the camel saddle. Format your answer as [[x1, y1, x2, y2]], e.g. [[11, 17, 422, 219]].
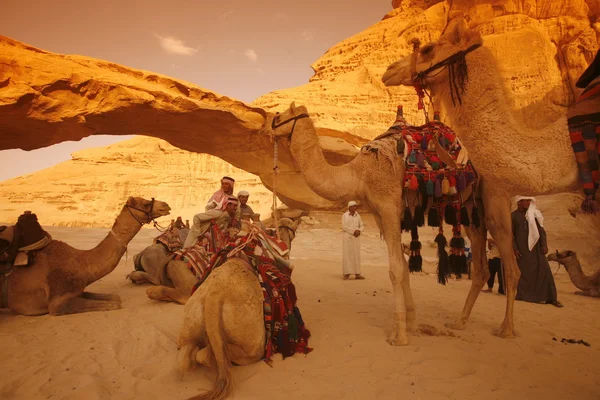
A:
[[0, 211, 52, 271]]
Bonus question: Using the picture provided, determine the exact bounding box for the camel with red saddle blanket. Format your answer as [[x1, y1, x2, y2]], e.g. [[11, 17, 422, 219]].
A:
[[0, 197, 170, 315], [129, 217, 299, 305]]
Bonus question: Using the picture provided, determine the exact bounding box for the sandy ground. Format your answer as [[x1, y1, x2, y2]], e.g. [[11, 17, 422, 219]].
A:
[[1, 210, 599, 400]]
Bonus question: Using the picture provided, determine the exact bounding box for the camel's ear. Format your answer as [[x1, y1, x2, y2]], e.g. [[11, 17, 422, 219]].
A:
[[447, 18, 469, 45], [290, 101, 296, 112], [127, 196, 136, 207], [293, 219, 300, 230]]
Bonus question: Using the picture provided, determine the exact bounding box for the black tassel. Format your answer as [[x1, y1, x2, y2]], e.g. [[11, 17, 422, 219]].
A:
[[450, 236, 465, 249], [402, 207, 413, 232], [472, 206, 481, 228], [444, 203, 457, 226], [428, 207, 439, 227], [409, 254, 423, 273], [460, 206, 470, 227], [414, 205, 425, 227], [434, 233, 449, 285], [449, 254, 468, 277]]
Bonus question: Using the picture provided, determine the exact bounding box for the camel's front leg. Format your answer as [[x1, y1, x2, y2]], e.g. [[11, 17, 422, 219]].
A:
[[484, 195, 519, 338], [146, 286, 190, 305], [127, 271, 159, 285], [384, 228, 410, 345], [49, 294, 121, 315], [80, 291, 122, 302], [447, 205, 488, 330]]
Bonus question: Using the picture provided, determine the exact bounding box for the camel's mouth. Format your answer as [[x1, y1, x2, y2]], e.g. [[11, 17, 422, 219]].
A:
[[154, 205, 171, 217]]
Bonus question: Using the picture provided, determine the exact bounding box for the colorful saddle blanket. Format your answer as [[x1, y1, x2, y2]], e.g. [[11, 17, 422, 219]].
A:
[[189, 222, 312, 363]]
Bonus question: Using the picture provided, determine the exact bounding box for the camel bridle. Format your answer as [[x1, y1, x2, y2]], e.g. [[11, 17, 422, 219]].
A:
[[410, 39, 482, 107], [271, 112, 310, 137], [126, 198, 158, 226]]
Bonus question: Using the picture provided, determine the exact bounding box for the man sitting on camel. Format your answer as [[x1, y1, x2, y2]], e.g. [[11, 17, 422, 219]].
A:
[[205, 176, 235, 211], [184, 196, 240, 248]]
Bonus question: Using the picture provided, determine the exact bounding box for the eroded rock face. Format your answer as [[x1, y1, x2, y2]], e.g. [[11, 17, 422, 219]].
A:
[[0, 137, 274, 227]]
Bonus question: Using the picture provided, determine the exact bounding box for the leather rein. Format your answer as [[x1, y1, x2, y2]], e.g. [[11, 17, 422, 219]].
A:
[[125, 197, 164, 229]]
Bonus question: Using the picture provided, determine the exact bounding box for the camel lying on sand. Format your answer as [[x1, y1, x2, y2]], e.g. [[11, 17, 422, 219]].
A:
[[130, 218, 299, 305], [0, 197, 170, 315], [178, 257, 265, 400], [547, 250, 600, 298]]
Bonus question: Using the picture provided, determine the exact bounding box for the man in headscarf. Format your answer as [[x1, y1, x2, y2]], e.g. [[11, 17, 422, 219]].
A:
[[205, 176, 235, 211], [235, 190, 255, 220], [184, 196, 240, 248], [342, 200, 365, 280], [511, 196, 563, 307]]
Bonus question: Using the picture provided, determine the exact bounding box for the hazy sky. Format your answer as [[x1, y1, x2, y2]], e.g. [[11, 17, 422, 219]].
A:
[[0, 0, 392, 181]]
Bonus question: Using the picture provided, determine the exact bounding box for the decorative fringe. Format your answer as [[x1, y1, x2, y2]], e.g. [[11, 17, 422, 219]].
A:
[[448, 255, 468, 278], [409, 174, 419, 190], [471, 206, 480, 228], [416, 152, 425, 168], [428, 206, 440, 227], [402, 207, 413, 232], [421, 135, 427, 150], [581, 198, 600, 214], [408, 150, 417, 164], [448, 186, 457, 195], [460, 206, 470, 227], [444, 203, 457, 225], [426, 179, 434, 196], [434, 180, 442, 198], [414, 205, 425, 227], [449, 236, 465, 249], [456, 172, 466, 191], [408, 239, 423, 273], [441, 177, 450, 194], [435, 233, 449, 285]]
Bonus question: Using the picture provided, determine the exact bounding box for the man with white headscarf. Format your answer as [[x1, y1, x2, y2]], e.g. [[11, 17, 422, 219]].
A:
[[235, 190, 255, 220], [184, 196, 240, 248], [205, 176, 235, 211], [342, 201, 365, 280], [511, 196, 563, 307]]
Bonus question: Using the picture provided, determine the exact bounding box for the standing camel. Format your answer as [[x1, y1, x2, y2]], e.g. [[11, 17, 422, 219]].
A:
[[0, 197, 170, 315], [382, 18, 597, 337], [260, 102, 480, 345], [136, 218, 300, 305]]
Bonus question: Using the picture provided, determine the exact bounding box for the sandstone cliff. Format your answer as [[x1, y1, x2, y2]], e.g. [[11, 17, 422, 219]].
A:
[[0, 137, 274, 227]]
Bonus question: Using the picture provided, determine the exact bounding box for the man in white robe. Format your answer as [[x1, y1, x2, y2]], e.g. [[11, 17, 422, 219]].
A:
[[342, 201, 365, 280]]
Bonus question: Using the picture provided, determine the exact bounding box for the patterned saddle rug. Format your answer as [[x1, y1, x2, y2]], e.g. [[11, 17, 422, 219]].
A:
[[189, 222, 312, 363], [361, 108, 480, 284]]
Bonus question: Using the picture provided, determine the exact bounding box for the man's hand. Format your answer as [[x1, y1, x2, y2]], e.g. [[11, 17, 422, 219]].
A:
[[354, 230, 361, 237], [541, 246, 548, 255], [514, 249, 522, 259]]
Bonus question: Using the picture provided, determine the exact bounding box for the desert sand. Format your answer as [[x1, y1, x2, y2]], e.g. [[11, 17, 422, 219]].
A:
[[1, 200, 599, 400]]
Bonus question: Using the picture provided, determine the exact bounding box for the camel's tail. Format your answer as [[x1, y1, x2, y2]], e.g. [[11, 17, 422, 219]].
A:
[[188, 295, 232, 400]]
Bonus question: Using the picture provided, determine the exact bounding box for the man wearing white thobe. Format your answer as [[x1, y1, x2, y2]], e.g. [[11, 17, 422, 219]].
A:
[[342, 201, 365, 280]]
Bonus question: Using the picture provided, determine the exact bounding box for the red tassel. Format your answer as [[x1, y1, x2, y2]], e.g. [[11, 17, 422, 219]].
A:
[[409, 174, 419, 190], [449, 175, 457, 187]]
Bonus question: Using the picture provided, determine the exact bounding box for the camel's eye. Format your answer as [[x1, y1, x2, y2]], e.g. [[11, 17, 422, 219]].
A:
[[420, 44, 434, 56]]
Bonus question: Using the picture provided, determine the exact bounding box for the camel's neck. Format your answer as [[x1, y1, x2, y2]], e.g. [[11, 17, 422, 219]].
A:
[[559, 257, 592, 291], [289, 118, 358, 201], [82, 207, 143, 285]]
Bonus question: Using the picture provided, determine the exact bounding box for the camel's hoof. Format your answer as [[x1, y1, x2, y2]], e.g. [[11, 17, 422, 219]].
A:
[[495, 329, 516, 339], [445, 320, 466, 331], [387, 337, 410, 346]]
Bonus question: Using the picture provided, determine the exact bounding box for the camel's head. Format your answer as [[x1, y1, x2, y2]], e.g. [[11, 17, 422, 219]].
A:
[[382, 18, 483, 88], [125, 197, 171, 225], [262, 102, 311, 139], [277, 217, 301, 252], [547, 250, 577, 265]]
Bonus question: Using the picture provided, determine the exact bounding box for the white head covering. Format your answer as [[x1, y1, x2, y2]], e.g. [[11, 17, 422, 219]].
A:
[[348, 201, 358, 207], [514, 195, 545, 251], [237, 190, 249, 197]]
